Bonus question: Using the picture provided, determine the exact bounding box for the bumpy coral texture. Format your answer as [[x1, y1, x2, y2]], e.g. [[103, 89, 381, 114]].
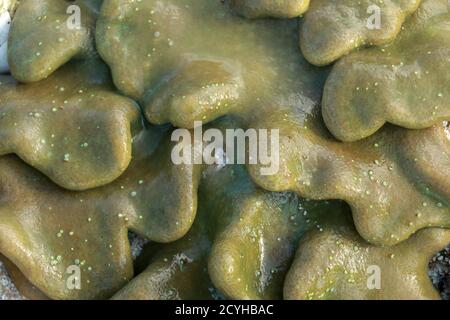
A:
[[8, 0, 101, 82], [0, 0, 448, 300], [322, 0, 450, 141], [96, 0, 450, 246], [231, 0, 422, 65], [0, 127, 201, 299], [284, 214, 450, 299], [233, 0, 449, 138], [0, 60, 141, 190]]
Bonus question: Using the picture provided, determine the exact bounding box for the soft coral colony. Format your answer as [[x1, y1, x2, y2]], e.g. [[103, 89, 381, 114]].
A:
[[0, 0, 448, 300]]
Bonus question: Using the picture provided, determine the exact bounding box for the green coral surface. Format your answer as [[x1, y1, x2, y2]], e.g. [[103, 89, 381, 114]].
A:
[[0, 0, 448, 301]]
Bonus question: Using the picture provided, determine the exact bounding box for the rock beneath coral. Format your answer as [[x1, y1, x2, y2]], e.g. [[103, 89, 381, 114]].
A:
[[429, 245, 450, 300], [0, 10, 11, 73], [128, 232, 149, 261], [0, 260, 25, 300]]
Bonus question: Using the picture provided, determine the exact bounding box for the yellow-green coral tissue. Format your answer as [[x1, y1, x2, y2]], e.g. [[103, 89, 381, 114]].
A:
[[0, 0, 449, 304]]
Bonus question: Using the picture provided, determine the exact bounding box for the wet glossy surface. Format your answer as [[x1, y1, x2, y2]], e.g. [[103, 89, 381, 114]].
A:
[[0, 0, 448, 300]]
